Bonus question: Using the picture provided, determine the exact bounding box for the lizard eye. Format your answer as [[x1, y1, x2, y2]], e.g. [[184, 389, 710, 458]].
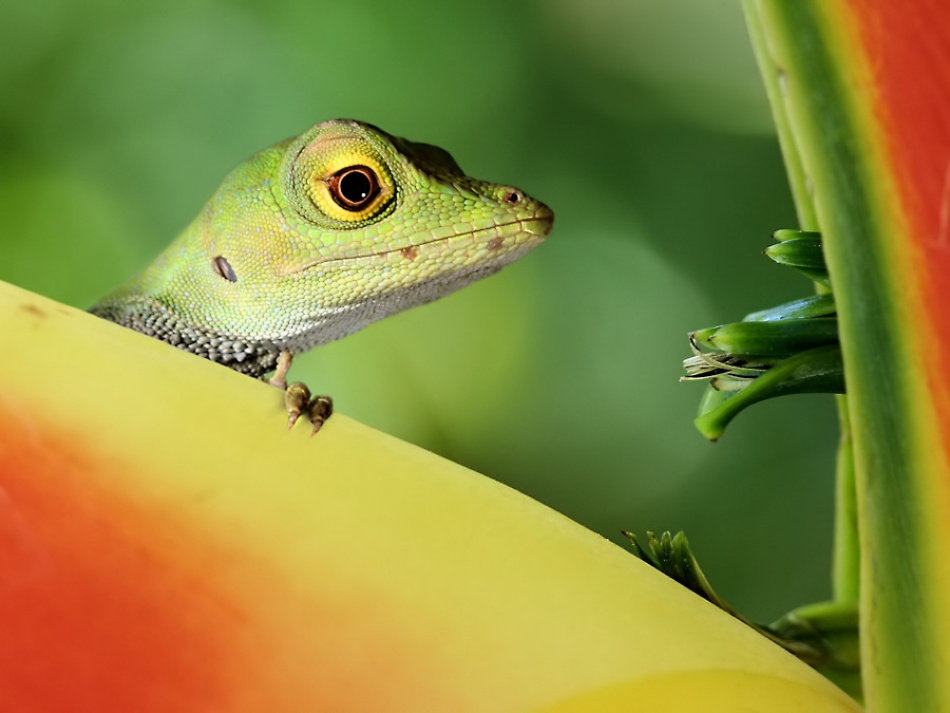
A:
[[326, 166, 379, 211], [295, 141, 394, 225]]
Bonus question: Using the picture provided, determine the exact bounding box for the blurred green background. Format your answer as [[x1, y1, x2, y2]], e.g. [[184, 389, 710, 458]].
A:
[[0, 0, 837, 621]]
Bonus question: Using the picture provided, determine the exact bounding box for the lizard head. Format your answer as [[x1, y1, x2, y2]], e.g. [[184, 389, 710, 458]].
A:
[[93, 119, 553, 356], [234, 118, 554, 342]]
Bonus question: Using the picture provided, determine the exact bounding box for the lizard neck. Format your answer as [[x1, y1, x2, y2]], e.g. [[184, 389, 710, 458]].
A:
[[90, 260, 507, 378], [90, 297, 285, 377]]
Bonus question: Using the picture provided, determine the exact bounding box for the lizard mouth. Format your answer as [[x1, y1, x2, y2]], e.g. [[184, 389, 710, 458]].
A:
[[281, 208, 553, 275]]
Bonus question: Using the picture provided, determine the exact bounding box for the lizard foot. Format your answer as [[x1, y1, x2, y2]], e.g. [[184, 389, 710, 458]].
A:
[[271, 352, 333, 435], [284, 382, 334, 435]]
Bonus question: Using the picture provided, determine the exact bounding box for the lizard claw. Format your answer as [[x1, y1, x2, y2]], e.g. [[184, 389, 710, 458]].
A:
[[284, 382, 334, 434], [273, 353, 334, 435], [309, 395, 334, 436], [285, 382, 312, 430]]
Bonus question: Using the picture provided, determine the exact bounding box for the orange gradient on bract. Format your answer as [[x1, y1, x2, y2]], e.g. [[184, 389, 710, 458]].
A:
[[0, 407, 454, 712], [0, 410, 236, 711], [842, 0, 950, 465]]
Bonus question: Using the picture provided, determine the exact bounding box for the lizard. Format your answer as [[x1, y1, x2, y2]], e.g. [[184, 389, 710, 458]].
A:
[[90, 119, 554, 433]]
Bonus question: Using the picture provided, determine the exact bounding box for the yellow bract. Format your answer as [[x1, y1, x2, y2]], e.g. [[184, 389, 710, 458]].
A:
[[0, 280, 861, 711]]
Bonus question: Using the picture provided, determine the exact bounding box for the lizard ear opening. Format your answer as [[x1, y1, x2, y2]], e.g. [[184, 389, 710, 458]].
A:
[[211, 256, 237, 282]]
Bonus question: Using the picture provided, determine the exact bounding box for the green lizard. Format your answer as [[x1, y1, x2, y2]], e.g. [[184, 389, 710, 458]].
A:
[[91, 119, 553, 433]]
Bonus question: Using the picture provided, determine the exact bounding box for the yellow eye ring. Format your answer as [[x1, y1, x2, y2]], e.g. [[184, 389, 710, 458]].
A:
[[305, 152, 393, 224]]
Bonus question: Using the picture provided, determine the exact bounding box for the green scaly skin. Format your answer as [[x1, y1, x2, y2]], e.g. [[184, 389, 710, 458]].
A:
[[91, 119, 553, 430]]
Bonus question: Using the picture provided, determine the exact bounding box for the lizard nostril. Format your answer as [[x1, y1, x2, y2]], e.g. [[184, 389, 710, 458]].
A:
[[211, 256, 237, 282]]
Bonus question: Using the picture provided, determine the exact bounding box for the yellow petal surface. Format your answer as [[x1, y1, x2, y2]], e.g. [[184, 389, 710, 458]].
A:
[[0, 280, 859, 711]]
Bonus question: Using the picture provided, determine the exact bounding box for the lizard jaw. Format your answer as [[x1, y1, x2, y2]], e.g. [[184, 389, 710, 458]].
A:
[[280, 208, 553, 275]]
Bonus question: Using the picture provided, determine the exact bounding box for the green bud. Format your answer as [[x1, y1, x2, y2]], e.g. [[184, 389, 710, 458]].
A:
[[692, 318, 839, 357], [765, 238, 825, 269], [772, 228, 822, 242], [764, 238, 829, 285], [694, 344, 845, 441], [744, 293, 836, 322]]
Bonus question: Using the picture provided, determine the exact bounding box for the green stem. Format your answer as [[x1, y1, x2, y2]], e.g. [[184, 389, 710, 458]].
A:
[[743, 0, 860, 606], [832, 397, 859, 603], [742, 2, 817, 230]]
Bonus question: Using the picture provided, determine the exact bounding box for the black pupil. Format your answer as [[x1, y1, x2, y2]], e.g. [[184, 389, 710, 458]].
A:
[[339, 170, 372, 204]]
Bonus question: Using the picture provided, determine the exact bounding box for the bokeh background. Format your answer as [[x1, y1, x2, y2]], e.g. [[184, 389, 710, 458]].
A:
[[0, 0, 837, 621]]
